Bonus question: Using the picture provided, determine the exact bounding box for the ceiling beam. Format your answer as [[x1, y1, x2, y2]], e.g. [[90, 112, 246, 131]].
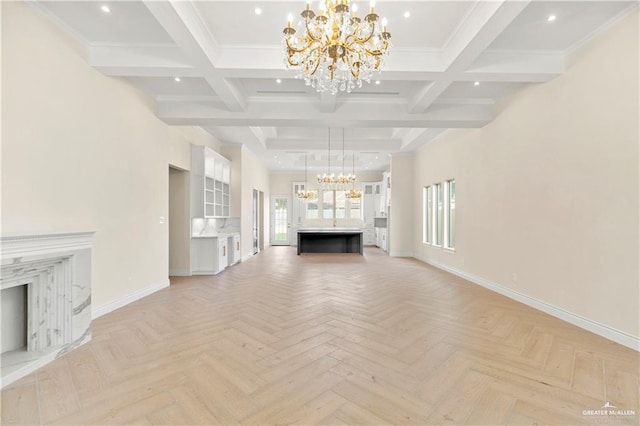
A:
[[266, 138, 403, 152], [142, 0, 247, 112], [319, 92, 337, 113], [157, 98, 493, 128], [89, 45, 196, 76], [409, 0, 531, 113]]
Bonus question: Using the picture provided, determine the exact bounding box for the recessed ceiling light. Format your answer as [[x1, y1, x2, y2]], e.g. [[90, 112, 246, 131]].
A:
[[403, 11, 411, 19], [255, 7, 262, 15], [101, 5, 110, 13], [375, 80, 381, 85], [174, 77, 181, 82], [547, 14, 556, 22], [474, 81, 480, 86], [276, 79, 282, 84]]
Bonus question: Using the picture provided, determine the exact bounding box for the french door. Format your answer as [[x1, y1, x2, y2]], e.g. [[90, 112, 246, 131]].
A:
[[271, 195, 291, 246]]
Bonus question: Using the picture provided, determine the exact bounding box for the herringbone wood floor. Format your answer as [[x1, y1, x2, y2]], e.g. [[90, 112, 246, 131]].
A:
[[2, 247, 638, 425]]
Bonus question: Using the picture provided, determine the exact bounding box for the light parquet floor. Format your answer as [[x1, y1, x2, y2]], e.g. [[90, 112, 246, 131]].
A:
[[2, 247, 638, 425]]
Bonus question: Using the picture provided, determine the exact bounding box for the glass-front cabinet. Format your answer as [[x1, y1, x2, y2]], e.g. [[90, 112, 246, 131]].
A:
[[191, 145, 231, 218]]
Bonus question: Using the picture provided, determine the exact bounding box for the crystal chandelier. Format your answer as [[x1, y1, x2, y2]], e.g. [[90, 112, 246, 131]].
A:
[[317, 128, 357, 190], [345, 153, 362, 199], [336, 128, 356, 189], [297, 154, 315, 199], [317, 128, 336, 188], [283, 0, 391, 94]]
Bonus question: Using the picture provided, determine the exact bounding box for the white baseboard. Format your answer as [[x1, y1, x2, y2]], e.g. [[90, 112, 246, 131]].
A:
[[242, 253, 255, 262], [390, 251, 414, 257], [169, 269, 191, 277], [414, 255, 640, 352], [92, 279, 170, 319]]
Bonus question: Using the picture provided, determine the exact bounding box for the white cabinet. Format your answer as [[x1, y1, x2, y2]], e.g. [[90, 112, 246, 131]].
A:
[[228, 234, 240, 265], [362, 183, 375, 227], [374, 181, 384, 216], [383, 171, 391, 213], [378, 179, 387, 216], [191, 145, 231, 218], [191, 237, 227, 275], [376, 228, 387, 252], [363, 227, 376, 246], [218, 238, 228, 271]]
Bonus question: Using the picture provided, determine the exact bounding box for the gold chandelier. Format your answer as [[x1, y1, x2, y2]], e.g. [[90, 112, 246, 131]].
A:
[[297, 154, 315, 199], [317, 128, 336, 188], [345, 153, 362, 199], [283, 0, 391, 94], [317, 129, 357, 190]]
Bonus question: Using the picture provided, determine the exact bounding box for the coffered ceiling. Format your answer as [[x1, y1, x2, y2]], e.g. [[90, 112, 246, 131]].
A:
[[33, 0, 636, 173]]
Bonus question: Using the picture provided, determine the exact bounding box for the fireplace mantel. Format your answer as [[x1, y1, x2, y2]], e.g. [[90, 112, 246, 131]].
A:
[[1, 231, 94, 388]]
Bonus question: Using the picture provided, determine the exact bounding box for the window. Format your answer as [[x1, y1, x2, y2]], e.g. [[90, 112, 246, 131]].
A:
[[335, 190, 346, 219], [445, 180, 455, 249], [301, 188, 361, 221], [425, 179, 455, 249], [434, 183, 443, 246], [423, 186, 431, 244], [349, 195, 362, 220], [306, 190, 319, 219], [322, 190, 334, 219]]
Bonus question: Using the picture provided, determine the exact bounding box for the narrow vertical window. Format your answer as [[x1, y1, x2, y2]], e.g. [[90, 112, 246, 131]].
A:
[[423, 186, 431, 244], [446, 180, 456, 249], [306, 190, 319, 219], [335, 190, 346, 219], [349, 194, 361, 220], [323, 190, 334, 219], [434, 183, 443, 246]]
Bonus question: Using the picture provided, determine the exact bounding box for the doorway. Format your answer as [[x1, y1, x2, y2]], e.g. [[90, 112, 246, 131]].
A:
[[271, 195, 291, 246], [169, 166, 190, 277], [253, 189, 266, 254]]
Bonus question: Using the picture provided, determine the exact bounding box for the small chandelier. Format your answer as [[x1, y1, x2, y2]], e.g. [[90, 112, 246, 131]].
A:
[[297, 154, 315, 200], [345, 153, 362, 199], [336, 128, 356, 189], [337, 128, 356, 188], [318, 128, 336, 188], [283, 0, 391, 94]]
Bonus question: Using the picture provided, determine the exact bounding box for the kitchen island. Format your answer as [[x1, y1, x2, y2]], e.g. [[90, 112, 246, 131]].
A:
[[297, 228, 363, 255]]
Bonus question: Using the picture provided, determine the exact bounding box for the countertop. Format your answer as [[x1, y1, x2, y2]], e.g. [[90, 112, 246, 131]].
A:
[[297, 228, 363, 233], [192, 232, 240, 239]]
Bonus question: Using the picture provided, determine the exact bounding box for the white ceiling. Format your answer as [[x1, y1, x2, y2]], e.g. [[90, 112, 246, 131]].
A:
[[33, 0, 637, 173]]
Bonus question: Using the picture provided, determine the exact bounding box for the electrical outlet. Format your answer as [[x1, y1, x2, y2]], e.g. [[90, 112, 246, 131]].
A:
[[159, 216, 165, 224], [511, 272, 518, 282]]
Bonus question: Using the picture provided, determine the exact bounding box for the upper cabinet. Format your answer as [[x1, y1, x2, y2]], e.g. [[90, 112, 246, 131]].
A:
[[191, 145, 231, 218], [362, 183, 375, 227]]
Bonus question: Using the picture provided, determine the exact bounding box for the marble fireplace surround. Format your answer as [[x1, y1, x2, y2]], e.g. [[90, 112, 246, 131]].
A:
[[1, 232, 94, 388]]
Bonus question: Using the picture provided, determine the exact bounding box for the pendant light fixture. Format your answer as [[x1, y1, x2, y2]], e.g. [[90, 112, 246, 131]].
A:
[[297, 153, 314, 199], [346, 152, 362, 199], [317, 128, 335, 188]]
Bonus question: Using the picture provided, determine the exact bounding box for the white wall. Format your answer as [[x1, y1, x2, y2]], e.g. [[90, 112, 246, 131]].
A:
[[2, 3, 220, 312], [241, 146, 270, 257], [389, 154, 414, 257], [270, 172, 305, 196], [222, 145, 270, 259], [412, 11, 639, 344]]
